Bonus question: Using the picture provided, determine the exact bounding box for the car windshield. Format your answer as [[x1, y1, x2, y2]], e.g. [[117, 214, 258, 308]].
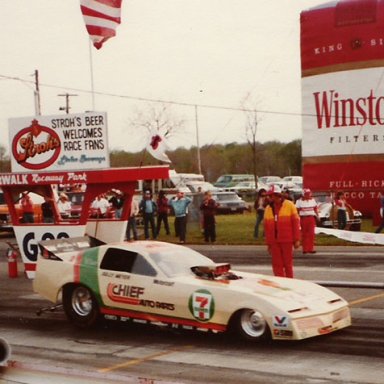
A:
[[148, 247, 215, 277]]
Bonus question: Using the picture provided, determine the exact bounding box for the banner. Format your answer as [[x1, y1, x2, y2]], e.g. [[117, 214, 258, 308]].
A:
[[315, 227, 384, 245], [9, 112, 110, 172]]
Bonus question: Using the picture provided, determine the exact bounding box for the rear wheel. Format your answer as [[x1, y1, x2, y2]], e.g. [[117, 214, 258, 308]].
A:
[[63, 285, 99, 327], [231, 309, 270, 342]]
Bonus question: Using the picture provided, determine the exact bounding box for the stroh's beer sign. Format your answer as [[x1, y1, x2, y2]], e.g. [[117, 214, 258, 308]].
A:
[[9, 112, 110, 172], [12, 119, 61, 170]]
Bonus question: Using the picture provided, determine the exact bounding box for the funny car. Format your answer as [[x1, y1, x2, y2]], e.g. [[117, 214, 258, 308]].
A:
[[34, 238, 351, 341]]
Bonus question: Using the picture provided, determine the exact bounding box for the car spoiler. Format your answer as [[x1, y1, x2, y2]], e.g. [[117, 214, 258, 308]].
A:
[[38, 236, 105, 259]]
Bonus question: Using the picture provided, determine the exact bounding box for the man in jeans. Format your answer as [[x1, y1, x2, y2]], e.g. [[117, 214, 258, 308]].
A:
[[139, 191, 157, 240], [170, 190, 192, 244]]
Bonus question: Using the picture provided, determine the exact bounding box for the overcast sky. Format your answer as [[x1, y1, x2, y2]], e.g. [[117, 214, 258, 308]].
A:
[[0, 0, 327, 155]]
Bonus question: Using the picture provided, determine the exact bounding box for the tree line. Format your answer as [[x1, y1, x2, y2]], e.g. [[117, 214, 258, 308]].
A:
[[110, 139, 302, 183], [0, 140, 301, 182]]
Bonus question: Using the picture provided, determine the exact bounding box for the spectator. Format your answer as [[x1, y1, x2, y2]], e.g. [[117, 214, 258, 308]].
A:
[[90, 194, 110, 218], [254, 188, 267, 238], [57, 193, 72, 219], [296, 189, 319, 254], [126, 197, 139, 241], [41, 196, 55, 223], [375, 192, 384, 233], [139, 190, 157, 240], [200, 191, 219, 243], [170, 190, 192, 244], [109, 189, 124, 219], [263, 185, 301, 278], [20, 192, 34, 223], [334, 191, 351, 230], [156, 190, 170, 236]]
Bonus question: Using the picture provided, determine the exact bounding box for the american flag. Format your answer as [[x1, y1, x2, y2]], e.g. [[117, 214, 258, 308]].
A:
[[80, 0, 123, 49]]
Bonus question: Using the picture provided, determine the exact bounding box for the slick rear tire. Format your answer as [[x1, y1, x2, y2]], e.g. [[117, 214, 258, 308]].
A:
[[63, 284, 99, 328]]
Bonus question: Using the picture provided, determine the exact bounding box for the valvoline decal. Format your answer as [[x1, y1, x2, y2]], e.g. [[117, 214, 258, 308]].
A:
[[12, 119, 61, 170]]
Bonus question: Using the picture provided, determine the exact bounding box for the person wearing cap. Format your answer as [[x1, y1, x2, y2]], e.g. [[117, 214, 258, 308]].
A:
[[170, 190, 192, 244], [57, 193, 72, 219], [263, 184, 301, 278], [295, 188, 319, 254], [109, 189, 124, 219], [139, 190, 157, 240]]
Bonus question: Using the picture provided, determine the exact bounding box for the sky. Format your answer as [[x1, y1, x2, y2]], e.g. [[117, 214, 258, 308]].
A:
[[0, 0, 328, 156]]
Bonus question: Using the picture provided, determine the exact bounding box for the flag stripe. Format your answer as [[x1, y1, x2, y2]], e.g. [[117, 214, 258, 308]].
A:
[[80, 3, 121, 20], [80, 0, 122, 49], [83, 15, 119, 30]]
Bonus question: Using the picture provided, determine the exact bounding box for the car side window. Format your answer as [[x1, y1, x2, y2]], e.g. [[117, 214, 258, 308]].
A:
[[100, 248, 157, 277]]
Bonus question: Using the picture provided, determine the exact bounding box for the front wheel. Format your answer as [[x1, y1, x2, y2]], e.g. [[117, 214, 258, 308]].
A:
[[63, 284, 99, 327], [231, 309, 271, 342]]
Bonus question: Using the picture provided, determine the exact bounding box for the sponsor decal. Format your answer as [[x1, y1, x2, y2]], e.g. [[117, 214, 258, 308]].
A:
[[273, 329, 293, 338], [188, 289, 215, 322], [154, 279, 174, 287], [107, 283, 144, 305], [106, 283, 175, 310], [12, 119, 61, 170], [273, 315, 289, 328]]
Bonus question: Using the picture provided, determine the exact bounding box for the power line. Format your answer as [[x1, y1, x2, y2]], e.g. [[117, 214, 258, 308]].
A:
[[0, 73, 304, 117]]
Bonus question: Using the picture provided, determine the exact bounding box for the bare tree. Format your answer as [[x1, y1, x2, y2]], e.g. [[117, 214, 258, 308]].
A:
[[129, 102, 185, 141], [242, 95, 262, 188]]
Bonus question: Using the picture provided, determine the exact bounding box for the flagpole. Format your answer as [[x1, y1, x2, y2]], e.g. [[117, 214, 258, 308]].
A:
[[89, 40, 96, 111], [195, 105, 202, 174]]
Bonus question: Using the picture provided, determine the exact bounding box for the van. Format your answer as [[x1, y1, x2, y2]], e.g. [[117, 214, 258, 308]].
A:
[[214, 174, 255, 189]]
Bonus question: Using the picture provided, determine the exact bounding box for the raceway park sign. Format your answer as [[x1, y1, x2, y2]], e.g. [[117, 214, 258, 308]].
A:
[[9, 112, 110, 172]]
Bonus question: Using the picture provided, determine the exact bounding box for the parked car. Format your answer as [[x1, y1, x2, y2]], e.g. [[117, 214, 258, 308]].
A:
[[186, 181, 221, 193], [270, 181, 303, 201], [282, 176, 303, 188], [211, 192, 248, 214], [34, 238, 351, 341], [227, 181, 257, 198], [214, 174, 254, 190], [313, 193, 362, 231], [258, 176, 282, 185]]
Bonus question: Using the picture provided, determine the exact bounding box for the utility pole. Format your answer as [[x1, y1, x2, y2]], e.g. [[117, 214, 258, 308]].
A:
[[58, 93, 77, 114], [34, 70, 41, 115]]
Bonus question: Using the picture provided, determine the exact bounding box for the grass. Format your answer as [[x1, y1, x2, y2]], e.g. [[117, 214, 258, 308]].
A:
[[155, 212, 377, 246]]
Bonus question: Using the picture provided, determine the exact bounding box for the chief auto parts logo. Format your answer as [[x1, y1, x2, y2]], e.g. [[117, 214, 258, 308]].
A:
[[12, 119, 61, 170]]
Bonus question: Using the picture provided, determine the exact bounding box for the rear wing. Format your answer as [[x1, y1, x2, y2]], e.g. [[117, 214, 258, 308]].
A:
[[38, 236, 104, 260]]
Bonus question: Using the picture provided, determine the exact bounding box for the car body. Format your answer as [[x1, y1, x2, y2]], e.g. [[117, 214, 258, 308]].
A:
[[186, 181, 221, 193], [270, 181, 303, 201], [227, 181, 270, 198], [210, 192, 248, 214], [34, 238, 351, 341], [315, 193, 362, 231], [258, 176, 282, 185], [214, 174, 255, 189], [282, 176, 303, 188]]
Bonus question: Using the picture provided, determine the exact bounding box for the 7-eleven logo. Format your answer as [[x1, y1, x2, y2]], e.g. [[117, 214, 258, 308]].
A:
[[189, 290, 215, 322]]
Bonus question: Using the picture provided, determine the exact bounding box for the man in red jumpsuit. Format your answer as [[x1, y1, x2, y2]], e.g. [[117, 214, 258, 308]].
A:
[[263, 185, 301, 278]]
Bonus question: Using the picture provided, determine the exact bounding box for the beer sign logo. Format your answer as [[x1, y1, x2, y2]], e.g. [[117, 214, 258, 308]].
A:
[[12, 119, 61, 170]]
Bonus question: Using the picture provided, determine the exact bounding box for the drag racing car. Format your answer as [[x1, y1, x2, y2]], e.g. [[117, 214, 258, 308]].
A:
[[34, 238, 351, 341]]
